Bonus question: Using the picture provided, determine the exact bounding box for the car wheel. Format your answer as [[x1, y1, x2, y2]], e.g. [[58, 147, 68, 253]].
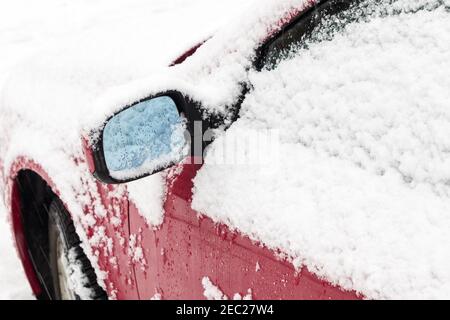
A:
[[48, 198, 107, 300]]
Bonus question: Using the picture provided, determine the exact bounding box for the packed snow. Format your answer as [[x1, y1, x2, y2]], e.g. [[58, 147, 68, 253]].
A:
[[64, 248, 96, 300], [126, 173, 167, 226], [192, 1, 450, 299], [202, 276, 253, 300], [233, 289, 253, 301]]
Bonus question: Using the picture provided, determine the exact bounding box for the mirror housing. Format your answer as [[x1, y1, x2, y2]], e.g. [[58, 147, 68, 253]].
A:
[[87, 91, 203, 184]]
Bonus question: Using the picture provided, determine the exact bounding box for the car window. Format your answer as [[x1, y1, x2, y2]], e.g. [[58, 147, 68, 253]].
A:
[[259, 0, 447, 70], [193, 0, 450, 299]]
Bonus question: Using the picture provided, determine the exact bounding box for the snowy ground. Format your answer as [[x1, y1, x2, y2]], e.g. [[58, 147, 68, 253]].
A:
[[0, 0, 60, 300], [2, 0, 449, 300], [0, 200, 33, 299]]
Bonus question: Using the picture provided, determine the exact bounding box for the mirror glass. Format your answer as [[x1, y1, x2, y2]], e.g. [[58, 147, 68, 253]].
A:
[[103, 96, 188, 181]]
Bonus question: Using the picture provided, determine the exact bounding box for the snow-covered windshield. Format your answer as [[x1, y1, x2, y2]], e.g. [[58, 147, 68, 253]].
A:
[[193, 0, 450, 299], [262, 0, 448, 69]]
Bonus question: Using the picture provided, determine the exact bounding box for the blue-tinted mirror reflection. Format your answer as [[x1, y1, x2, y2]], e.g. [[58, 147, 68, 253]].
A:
[[103, 96, 188, 180]]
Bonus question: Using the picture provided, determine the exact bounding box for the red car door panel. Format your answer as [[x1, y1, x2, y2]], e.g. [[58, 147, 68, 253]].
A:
[[95, 182, 139, 299], [130, 161, 360, 300]]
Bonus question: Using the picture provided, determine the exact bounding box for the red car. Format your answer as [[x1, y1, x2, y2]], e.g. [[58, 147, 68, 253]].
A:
[[1, 0, 448, 300]]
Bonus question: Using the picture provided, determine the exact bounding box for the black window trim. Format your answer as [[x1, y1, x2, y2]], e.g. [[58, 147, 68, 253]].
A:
[[254, 0, 359, 71]]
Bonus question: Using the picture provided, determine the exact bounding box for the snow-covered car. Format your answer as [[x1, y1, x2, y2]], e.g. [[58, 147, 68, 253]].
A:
[[1, 0, 449, 300]]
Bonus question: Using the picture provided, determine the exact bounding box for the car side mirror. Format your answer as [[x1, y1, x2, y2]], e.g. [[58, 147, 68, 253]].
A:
[[87, 92, 196, 184]]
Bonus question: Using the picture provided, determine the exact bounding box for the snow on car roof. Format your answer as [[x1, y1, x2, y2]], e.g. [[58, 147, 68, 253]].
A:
[[84, 0, 317, 133], [192, 0, 450, 299], [1, 0, 255, 131]]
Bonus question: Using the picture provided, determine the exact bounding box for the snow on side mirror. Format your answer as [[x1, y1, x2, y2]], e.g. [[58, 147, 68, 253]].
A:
[[89, 92, 193, 184]]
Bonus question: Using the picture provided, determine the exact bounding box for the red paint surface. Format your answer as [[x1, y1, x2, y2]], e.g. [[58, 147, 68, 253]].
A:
[[130, 161, 360, 300], [170, 40, 207, 67]]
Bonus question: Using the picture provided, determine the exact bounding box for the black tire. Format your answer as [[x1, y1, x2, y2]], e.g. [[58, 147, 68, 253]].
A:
[[48, 198, 107, 300]]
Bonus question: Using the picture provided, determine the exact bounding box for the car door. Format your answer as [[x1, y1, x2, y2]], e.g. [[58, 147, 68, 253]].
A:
[[189, 0, 447, 300], [129, 163, 358, 300], [128, 161, 205, 299], [127, 0, 370, 300]]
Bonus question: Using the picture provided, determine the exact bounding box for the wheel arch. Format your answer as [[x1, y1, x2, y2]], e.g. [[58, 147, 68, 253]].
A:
[[7, 157, 66, 299]]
